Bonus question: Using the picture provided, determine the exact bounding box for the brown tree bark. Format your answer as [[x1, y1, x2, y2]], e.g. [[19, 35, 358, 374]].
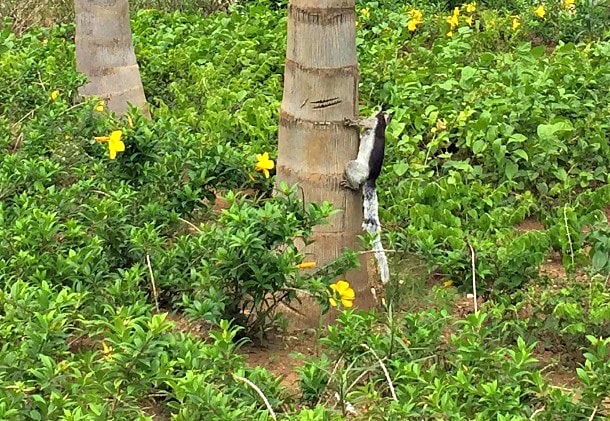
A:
[[74, 0, 149, 117], [277, 0, 374, 328]]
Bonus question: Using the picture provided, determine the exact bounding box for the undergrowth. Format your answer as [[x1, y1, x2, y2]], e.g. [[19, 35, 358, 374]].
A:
[[1, 0, 610, 418]]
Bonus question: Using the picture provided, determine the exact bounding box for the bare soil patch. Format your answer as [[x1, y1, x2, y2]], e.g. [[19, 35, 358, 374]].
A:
[[240, 330, 319, 395]]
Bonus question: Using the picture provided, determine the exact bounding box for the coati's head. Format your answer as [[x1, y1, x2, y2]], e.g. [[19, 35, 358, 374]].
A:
[[373, 110, 392, 137], [376, 110, 392, 127]]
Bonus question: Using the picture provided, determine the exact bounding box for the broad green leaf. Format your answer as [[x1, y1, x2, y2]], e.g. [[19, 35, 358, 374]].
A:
[[508, 134, 527, 144], [592, 250, 608, 270], [505, 161, 518, 180], [444, 160, 473, 172], [537, 122, 573, 139], [393, 162, 409, 177], [472, 140, 487, 154], [479, 52, 495, 65], [513, 149, 529, 161], [554, 168, 568, 182], [438, 79, 457, 90], [531, 45, 545, 58], [461, 66, 476, 80]]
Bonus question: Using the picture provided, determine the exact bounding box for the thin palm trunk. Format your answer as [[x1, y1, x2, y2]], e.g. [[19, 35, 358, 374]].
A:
[[277, 0, 374, 327], [74, 0, 149, 117]]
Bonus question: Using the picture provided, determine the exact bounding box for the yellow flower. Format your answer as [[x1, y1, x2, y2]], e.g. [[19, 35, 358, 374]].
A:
[[465, 2, 476, 13], [512, 16, 521, 30], [436, 119, 447, 131], [94, 130, 125, 160], [360, 7, 370, 19], [465, 15, 474, 26], [562, 0, 576, 13], [408, 9, 424, 32], [329, 280, 355, 308], [101, 340, 113, 361], [255, 152, 274, 178], [535, 5, 546, 18], [50, 90, 59, 101], [447, 7, 460, 29], [447, 30, 454, 37], [95, 100, 105, 112], [296, 261, 316, 269], [443, 280, 454, 287]]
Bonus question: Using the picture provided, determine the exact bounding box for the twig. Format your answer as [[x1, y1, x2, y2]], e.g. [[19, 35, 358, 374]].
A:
[[37, 70, 46, 90], [346, 367, 374, 394], [232, 374, 277, 420], [10, 133, 23, 153], [468, 243, 478, 313], [92, 189, 111, 197], [178, 217, 201, 233], [588, 405, 598, 421], [358, 249, 397, 255], [57, 102, 88, 116], [539, 362, 558, 374], [531, 406, 545, 418], [563, 205, 575, 268], [281, 287, 316, 298], [360, 344, 398, 401], [11, 108, 36, 129], [145, 254, 159, 312]]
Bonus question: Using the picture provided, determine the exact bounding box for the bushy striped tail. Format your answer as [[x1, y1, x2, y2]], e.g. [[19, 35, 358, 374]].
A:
[[363, 181, 389, 284]]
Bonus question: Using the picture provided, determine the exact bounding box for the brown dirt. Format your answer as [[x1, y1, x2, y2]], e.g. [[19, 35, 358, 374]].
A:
[[539, 251, 567, 280], [240, 330, 319, 395], [529, 35, 557, 55], [603, 206, 610, 224], [516, 217, 545, 232], [164, 312, 210, 339], [453, 295, 485, 318], [536, 348, 579, 385], [140, 396, 171, 421], [545, 369, 579, 389]]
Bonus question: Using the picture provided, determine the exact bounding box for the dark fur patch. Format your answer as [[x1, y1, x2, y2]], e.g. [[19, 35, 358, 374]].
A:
[[363, 180, 380, 230], [363, 217, 377, 226], [363, 179, 376, 200], [367, 112, 386, 184]]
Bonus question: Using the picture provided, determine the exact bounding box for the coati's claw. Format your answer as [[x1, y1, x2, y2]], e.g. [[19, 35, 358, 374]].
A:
[[340, 177, 355, 190], [343, 117, 360, 128]]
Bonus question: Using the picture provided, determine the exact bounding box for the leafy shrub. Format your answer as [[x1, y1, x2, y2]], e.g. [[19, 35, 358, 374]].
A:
[[302, 305, 599, 418], [3, 1, 610, 418], [516, 274, 610, 360], [153, 186, 356, 335]]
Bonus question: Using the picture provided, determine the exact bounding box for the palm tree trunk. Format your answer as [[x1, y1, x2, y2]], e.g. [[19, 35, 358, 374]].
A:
[[277, 0, 374, 327], [74, 0, 149, 117]]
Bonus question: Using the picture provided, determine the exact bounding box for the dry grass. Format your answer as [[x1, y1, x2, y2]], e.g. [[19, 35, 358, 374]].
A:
[[0, 0, 72, 33], [0, 0, 231, 34]]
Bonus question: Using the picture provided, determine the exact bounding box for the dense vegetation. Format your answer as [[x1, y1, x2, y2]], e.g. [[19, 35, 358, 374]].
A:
[[1, 0, 610, 418]]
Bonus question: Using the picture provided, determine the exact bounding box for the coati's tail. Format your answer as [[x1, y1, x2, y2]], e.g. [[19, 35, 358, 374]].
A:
[[363, 181, 390, 284]]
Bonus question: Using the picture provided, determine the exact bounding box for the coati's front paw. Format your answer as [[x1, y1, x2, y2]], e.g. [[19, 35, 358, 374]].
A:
[[340, 173, 359, 190], [343, 117, 361, 130], [343, 116, 376, 130]]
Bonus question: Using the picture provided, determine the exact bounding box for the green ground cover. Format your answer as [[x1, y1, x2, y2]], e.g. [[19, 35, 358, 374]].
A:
[[1, 0, 610, 418]]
